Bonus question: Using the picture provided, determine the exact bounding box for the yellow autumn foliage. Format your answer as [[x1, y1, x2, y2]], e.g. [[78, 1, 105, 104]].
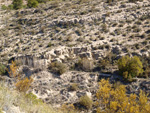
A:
[[8, 61, 18, 77], [15, 77, 33, 92], [60, 104, 77, 113], [8, 61, 34, 93], [96, 79, 150, 113]]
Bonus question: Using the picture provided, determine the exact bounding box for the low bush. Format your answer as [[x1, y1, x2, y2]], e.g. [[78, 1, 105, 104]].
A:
[[98, 59, 110, 70], [27, 0, 39, 8], [15, 77, 33, 92], [76, 58, 94, 72], [69, 83, 78, 91], [12, 0, 23, 9], [60, 104, 76, 113], [49, 61, 68, 75], [47, 42, 52, 47], [8, 5, 14, 10], [25, 93, 43, 104], [0, 64, 6, 75], [79, 94, 93, 110], [1, 5, 7, 10]]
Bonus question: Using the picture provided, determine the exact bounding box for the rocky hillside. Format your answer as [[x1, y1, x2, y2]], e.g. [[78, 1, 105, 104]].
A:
[[0, 0, 150, 113], [0, 0, 150, 64]]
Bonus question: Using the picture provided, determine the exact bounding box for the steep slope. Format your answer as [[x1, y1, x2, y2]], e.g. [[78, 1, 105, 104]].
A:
[[0, 0, 150, 65]]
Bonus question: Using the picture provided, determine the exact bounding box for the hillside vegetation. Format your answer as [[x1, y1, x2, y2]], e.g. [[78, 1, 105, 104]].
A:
[[0, 0, 150, 113], [0, 82, 59, 113]]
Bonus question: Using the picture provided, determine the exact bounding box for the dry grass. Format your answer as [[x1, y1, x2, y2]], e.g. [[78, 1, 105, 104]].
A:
[[0, 82, 60, 113]]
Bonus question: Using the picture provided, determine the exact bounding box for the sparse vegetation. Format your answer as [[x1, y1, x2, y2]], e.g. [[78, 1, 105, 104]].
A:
[[76, 58, 94, 71], [61, 104, 77, 113], [12, 0, 23, 9], [1, 5, 7, 10], [8, 61, 18, 77], [15, 77, 33, 92], [27, 0, 39, 8], [69, 83, 78, 91], [25, 93, 43, 104], [129, 0, 142, 3], [1, 0, 150, 112], [0, 82, 60, 113], [79, 94, 93, 110], [48, 61, 68, 75], [47, 42, 52, 47], [0, 64, 6, 75]]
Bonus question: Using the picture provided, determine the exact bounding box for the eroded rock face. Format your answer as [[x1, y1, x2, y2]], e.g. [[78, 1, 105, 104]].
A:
[[11, 45, 108, 68], [1, 0, 150, 67], [10, 55, 50, 70], [29, 71, 98, 107]]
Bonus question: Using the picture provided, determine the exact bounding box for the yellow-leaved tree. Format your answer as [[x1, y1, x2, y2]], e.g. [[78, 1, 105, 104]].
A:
[[96, 79, 150, 113], [8, 61, 33, 93], [8, 61, 18, 77]]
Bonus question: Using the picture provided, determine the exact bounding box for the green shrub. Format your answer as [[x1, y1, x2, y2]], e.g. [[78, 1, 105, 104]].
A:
[[2, 5, 7, 10], [118, 56, 143, 80], [0, 64, 6, 75], [27, 0, 39, 8], [79, 95, 93, 109], [47, 42, 52, 47], [101, 24, 108, 33], [2, 4, 14, 10], [25, 93, 43, 105], [12, 0, 23, 9], [49, 61, 68, 75], [8, 4, 14, 10]]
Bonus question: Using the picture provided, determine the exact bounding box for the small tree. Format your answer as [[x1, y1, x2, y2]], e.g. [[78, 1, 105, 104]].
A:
[[12, 0, 23, 9], [118, 56, 143, 80]]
